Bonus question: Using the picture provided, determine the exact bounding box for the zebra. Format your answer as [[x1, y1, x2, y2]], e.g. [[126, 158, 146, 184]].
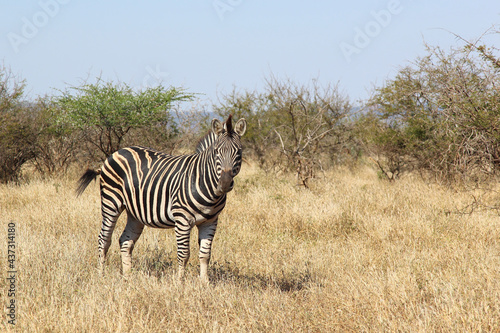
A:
[[76, 115, 247, 282]]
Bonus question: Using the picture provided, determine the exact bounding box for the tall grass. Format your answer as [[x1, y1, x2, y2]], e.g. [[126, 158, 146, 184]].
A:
[[1, 163, 499, 332]]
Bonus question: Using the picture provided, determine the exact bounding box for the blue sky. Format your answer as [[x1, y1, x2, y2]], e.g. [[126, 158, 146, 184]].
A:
[[1, 0, 499, 105]]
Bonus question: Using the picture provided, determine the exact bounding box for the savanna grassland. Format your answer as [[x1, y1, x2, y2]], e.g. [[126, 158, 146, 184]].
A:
[[1, 163, 500, 332]]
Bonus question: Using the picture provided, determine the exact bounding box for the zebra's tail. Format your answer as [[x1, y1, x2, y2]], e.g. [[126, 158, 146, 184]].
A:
[[76, 168, 101, 197]]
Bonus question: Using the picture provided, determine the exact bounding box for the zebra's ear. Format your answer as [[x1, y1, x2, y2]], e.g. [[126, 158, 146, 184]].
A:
[[212, 119, 224, 135], [234, 118, 247, 136]]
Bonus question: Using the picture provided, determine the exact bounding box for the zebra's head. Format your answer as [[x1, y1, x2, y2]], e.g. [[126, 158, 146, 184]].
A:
[[212, 115, 247, 196]]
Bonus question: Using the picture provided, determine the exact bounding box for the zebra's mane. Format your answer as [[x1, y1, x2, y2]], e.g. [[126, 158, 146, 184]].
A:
[[195, 130, 217, 154]]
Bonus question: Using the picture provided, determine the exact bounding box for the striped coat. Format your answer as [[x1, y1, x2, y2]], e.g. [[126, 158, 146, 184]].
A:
[[77, 115, 246, 282]]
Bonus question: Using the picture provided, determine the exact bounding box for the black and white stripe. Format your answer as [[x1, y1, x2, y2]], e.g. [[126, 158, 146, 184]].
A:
[[77, 115, 246, 282]]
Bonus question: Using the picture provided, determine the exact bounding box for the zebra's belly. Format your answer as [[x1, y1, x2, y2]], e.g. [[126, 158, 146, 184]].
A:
[[137, 214, 176, 229], [130, 203, 221, 228]]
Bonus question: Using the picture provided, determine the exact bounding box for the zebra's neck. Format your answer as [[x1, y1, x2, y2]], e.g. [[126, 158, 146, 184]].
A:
[[195, 145, 225, 202], [195, 131, 217, 154]]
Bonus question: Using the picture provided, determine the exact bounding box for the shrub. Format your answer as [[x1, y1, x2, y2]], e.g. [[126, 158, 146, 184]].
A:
[[214, 77, 353, 187], [366, 42, 500, 182], [32, 97, 79, 175], [0, 66, 38, 183]]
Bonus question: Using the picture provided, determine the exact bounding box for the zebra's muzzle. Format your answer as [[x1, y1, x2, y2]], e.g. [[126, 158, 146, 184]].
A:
[[215, 170, 234, 196]]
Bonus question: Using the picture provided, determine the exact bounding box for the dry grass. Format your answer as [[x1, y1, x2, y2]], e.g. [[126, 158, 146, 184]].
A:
[[1, 163, 500, 332]]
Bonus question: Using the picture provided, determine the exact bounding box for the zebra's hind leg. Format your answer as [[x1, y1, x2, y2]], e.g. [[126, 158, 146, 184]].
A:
[[119, 214, 145, 276], [197, 220, 218, 283], [98, 212, 121, 275]]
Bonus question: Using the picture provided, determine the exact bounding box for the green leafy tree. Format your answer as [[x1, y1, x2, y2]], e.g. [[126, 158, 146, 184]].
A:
[[56, 79, 194, 160]]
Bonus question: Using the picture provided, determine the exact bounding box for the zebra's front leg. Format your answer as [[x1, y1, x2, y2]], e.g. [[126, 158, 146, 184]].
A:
[[175, 220, 193, 280], [197, 220, 218, 283], [119, 214, 145, 276]]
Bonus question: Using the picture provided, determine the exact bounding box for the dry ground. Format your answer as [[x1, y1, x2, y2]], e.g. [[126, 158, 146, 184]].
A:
[[1, 163, 500, 332]]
